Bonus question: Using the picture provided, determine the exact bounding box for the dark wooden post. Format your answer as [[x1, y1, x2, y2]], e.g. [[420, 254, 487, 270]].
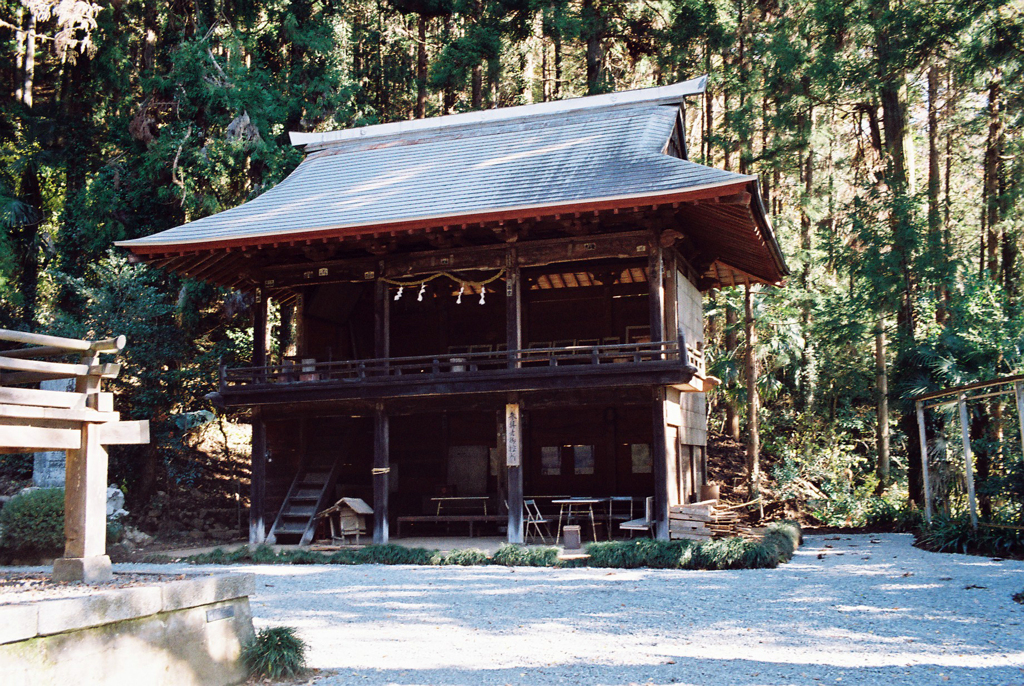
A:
[[250, 410, 267, 546], [253, 287, 267, 376], [664, 250, 678, 345], [249, 288, 268, 546], [506, 247, 521, 369], [652, 387, 670, 540], [373, 403, 390, 544], [649, 236, 669, 539], [375, 263, 390, 362], [648, 236, 665, 343], [506, 399, 523, 544]]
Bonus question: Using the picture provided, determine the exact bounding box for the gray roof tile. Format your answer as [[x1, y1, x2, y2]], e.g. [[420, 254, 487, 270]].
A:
[[119, 101, 753, 250]]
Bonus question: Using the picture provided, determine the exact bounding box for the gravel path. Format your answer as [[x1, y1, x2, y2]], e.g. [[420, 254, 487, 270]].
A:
[[126, 533, 1023, 685]]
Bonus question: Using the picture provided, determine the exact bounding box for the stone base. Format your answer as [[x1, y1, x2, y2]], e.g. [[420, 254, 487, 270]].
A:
[[52, 556, 113, 584], [1, 573, 255, 686]]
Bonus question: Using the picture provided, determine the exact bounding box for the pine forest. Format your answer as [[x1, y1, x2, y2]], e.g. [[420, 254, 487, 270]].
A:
[[1, 0, 1023, 541]]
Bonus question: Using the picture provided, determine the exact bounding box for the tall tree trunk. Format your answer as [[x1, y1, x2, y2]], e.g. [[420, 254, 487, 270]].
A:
[[553, 34, 562, 98], [874, 317, 890, 493], [799, 104, 815, 412], [415, 15, 427, 118], [582, 0, 604, 94], [721, 82, 731, 171], [761, 92, 771, 209], [15, 165, 42, 322], [14, 6, 25, 104], [22, 12, 35, 108], [725, 301, 740, 441], [704, 43, 713, 164], [927, 63, 944, 323], [984, 71, 1003, 279], [472, 64, 483, 109], [744, 285, 761, 518]]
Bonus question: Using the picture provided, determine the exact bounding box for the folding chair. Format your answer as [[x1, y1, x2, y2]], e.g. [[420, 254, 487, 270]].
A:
[[524, 499, 553, 543]]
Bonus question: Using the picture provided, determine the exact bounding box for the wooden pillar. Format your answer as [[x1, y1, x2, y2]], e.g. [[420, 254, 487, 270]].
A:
[[664, 250, 679, 341], [495, 411, 508, 515], [54, 348, 110, 583], [648, 236, 665, 344], [294, 293, 305, 357], [253, 288, 267, 379], [957, 394, 978, 528], [248, 289, 268, 546], [916, 400, 932, 524], [652, 388, 670, 540], [375, 265, 390, 361], [506, 400, 523, 544], [250, 411, 268, 545], [650, 235, 669, 539], [373, 403, 390, 544], [53, 422, 112, 583], [506, 247, 521, 369]]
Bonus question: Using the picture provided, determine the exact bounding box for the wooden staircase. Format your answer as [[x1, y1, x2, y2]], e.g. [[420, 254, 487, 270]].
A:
[[267, 449, 342, 545]]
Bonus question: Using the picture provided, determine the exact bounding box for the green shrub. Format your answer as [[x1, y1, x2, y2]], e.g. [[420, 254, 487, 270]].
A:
[[432, 548, 489, 565], [328, 549, 360, 564], [249, 544, 281, 564], [865, 499, 922, 531], [492, 544, 558, 566], [106, 520, 125, 545], [242, 626, 307, 679], [356, 544, 435, 565], [586, 539, 691, 568], [917, 513, 1024, 557], [684, 537, 747, 570], [181, 524, 803, 571], [0, 488, 65, 554]]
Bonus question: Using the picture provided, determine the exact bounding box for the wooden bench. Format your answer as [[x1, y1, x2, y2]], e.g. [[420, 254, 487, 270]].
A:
[[396, 515, 505, 538]]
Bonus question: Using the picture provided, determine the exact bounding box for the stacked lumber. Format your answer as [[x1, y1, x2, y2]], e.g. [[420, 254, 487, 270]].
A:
[[668, 500, 754, 541]]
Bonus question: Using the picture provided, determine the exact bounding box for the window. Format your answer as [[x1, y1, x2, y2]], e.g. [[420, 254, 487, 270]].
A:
[[573, 445, 595, 475], [541, 446, 561, 476], [631, 444, 652, 474]]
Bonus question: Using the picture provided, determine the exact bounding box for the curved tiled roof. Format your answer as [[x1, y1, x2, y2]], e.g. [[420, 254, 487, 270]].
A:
[[117, 78, 787, 286]]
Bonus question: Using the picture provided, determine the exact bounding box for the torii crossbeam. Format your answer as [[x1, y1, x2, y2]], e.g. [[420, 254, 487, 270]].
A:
[[0, 330, 150, 583]]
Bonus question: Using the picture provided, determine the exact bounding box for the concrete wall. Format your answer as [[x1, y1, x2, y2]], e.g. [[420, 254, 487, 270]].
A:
[[0, 574, 255, 686]]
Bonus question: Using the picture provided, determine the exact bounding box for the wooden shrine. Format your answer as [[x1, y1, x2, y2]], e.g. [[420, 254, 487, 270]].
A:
[[0, 330, 150, 583], [117, 79, 788, 546]]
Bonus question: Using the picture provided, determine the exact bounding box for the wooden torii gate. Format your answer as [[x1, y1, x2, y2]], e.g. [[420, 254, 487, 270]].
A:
[[914, 373, 1024, 529], [0, 330, 150, 583]]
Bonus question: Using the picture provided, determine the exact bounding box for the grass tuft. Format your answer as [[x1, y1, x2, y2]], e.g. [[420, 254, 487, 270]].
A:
[[432, 548, 490, 565], [242, 626, 307, 679], [356, 544, 436, 565], [492, 544, 559, 567]]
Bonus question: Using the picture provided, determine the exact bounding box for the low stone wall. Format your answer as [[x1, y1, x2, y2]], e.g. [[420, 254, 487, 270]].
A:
[[1, 573, 255, 686]]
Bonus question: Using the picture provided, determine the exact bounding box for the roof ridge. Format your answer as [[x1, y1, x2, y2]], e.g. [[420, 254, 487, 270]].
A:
[[290, 76, 707, 149]]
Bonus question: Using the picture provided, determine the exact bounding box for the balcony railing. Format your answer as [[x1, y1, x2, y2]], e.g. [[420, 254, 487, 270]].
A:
[[216, 338, 711, 404]]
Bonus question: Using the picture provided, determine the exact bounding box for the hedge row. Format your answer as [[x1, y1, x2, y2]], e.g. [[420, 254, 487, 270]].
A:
[[181, 520, 801, 570]]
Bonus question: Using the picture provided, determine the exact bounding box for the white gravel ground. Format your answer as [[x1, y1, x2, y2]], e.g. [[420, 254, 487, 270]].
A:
[[125, 533, 1024, 685]]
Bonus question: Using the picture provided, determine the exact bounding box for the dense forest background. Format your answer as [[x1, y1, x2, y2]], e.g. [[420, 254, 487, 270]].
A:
[[1, 0, 1022, 527]]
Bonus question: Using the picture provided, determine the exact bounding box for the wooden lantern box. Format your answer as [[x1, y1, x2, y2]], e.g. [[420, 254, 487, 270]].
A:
[[317, 497, 374, 544]]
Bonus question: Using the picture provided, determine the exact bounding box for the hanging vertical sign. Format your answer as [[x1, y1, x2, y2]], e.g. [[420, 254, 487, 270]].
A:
[[505, 403, 521, 467]]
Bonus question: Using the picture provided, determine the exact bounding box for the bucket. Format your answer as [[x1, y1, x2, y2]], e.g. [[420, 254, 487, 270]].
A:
[[701, 483, 720, 502], [562, 525, 582, 550]]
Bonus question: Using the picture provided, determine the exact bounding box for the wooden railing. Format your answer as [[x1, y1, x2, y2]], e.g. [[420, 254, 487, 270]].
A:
[[221, 338, 707, 390]]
